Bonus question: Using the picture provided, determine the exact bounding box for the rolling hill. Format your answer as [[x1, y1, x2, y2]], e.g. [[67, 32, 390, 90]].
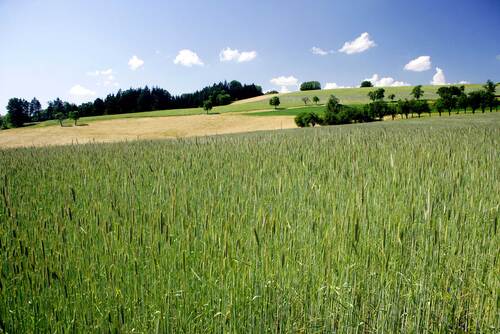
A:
[[35, 84, 483, 127]]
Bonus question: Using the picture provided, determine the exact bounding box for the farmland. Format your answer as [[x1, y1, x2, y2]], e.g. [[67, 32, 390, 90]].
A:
[[30, 84, 484, 127], [1, 113, 498, 332]]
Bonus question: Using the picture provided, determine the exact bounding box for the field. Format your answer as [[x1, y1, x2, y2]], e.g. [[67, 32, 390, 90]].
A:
[[1, 113, 498, 332], [33, 84, 483, 127], [0, 115, 296, 149]]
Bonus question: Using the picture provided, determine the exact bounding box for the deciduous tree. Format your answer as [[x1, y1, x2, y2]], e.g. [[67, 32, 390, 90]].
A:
[[269, 96, 280, 109]]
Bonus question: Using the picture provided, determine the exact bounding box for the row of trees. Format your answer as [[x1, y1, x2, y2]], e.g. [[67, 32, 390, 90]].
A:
[[295, 81, 498, 127], [2, 80, 263, 128], [434, 81, 497, 115]]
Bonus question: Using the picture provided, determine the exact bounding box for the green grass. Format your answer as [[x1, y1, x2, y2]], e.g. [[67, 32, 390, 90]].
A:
[[34, 84, 484, 127], [1, 113, 498, 332], [247, 105, 326, 116]]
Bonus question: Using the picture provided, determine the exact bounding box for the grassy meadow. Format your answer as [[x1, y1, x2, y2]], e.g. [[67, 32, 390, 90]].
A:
[[35, 84, 484, 127], [1, 113, 498, 332]]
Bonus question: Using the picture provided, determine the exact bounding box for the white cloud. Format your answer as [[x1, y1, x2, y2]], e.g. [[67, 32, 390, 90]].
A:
[[174, 49, 204, 67], [324, 83, 352, 89], [364, 74, 410, 87], [128, 55, 144, 70], [339, 32, 376, 54], [270, 75, 299, 87], [88, 69, 119, 87], [496, 55, 500, 61], [311, 46, 333, 56], [279, 86, 290, 93], [219, 47, 257, 63], [404, 56, 431, 72], [87, 68, 113, 76], [103, 74, 119, 87], [458, 80, 470, 84], [238, 51, 257, 62], [431, 67, 446, 85], [69, 84, 96, 97]]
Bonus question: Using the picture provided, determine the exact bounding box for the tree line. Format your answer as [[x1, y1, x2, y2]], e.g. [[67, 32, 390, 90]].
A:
[[1, 80, 263, 128], [295, 80, 498, 127]]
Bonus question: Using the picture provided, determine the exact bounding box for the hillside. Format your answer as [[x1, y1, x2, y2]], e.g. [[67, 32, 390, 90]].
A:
[[34, 84, 483, 127]]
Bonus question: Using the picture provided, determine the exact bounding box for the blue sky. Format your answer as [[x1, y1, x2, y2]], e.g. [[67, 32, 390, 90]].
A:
[[1, 0, 499, 113]]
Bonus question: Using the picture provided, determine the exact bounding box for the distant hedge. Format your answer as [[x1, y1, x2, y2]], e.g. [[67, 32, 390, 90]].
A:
[[300, 81, 321, 91]]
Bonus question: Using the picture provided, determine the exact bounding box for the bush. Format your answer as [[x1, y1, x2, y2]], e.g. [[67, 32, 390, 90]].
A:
[[265, 90, 279, 95], [216, 93, 232, 106], [300, 81, 321, 91], [295, 112, 320, 127]]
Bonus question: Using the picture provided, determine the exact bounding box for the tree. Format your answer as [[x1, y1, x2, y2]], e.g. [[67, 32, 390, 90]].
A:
[[312, 96, 320, 105], [388, 94, 396, 102], [434, 99, 445, 116], [28, 97, 42, 121], [0, 115, 4, 129], [6, 98, 29, 127], [411, 85, 424, 100], [367, 100, 388, 119], [55, 112, 65, 126], [483, 79, 496, 95], [203, 100, 213, 114], [68, 111, 80, 126], [436, 86, 460, 116], [467, 91, 481, 114], [387, 103, 397, 120], [215, 92, 232, 106], [301, 97, 310, 105], [265, 90, 279, 95], [360, 80, 373, 88], [137, 86, 153, 112], [457, 93, 468, 113], [411, 100, 430, 118], [300, 81, 321, 91], [295, 112, 320, 127], [479, 91, 488, 113], [368, 88, 385, 102], [323, 95, 342, 125], [269, 96, 280, 109], [482, 80, 497, 112], [397, 99, 411, 119]]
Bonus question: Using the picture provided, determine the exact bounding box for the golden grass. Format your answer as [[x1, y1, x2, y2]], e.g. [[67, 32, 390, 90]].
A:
[[0, 114, 296, 148]]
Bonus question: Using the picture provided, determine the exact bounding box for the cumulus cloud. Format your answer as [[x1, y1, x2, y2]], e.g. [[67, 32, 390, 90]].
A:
[[270, 76, 299, 87], [324, 83, 352, 89], [271, 75, 299, 87], [103, 74, 119, 87], [431, 67, 446, 85], [128, 55, 144, 70], [88, 69, 119, 87], [404, 56, 432, 72], [174, 49, 204, 67], [279, 86, 290, 93], [270, 76, 299, 94], [364, 74, 410, 87], [220, 47, 257, 63], [87, 68, 113, 76], [311, 47, 333, 56], [339, 32, 376, 54], [69, 84, 96, 97]]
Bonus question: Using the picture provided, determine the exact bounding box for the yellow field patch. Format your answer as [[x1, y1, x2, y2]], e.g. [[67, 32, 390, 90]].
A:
[[0, 114, 296, 149]]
